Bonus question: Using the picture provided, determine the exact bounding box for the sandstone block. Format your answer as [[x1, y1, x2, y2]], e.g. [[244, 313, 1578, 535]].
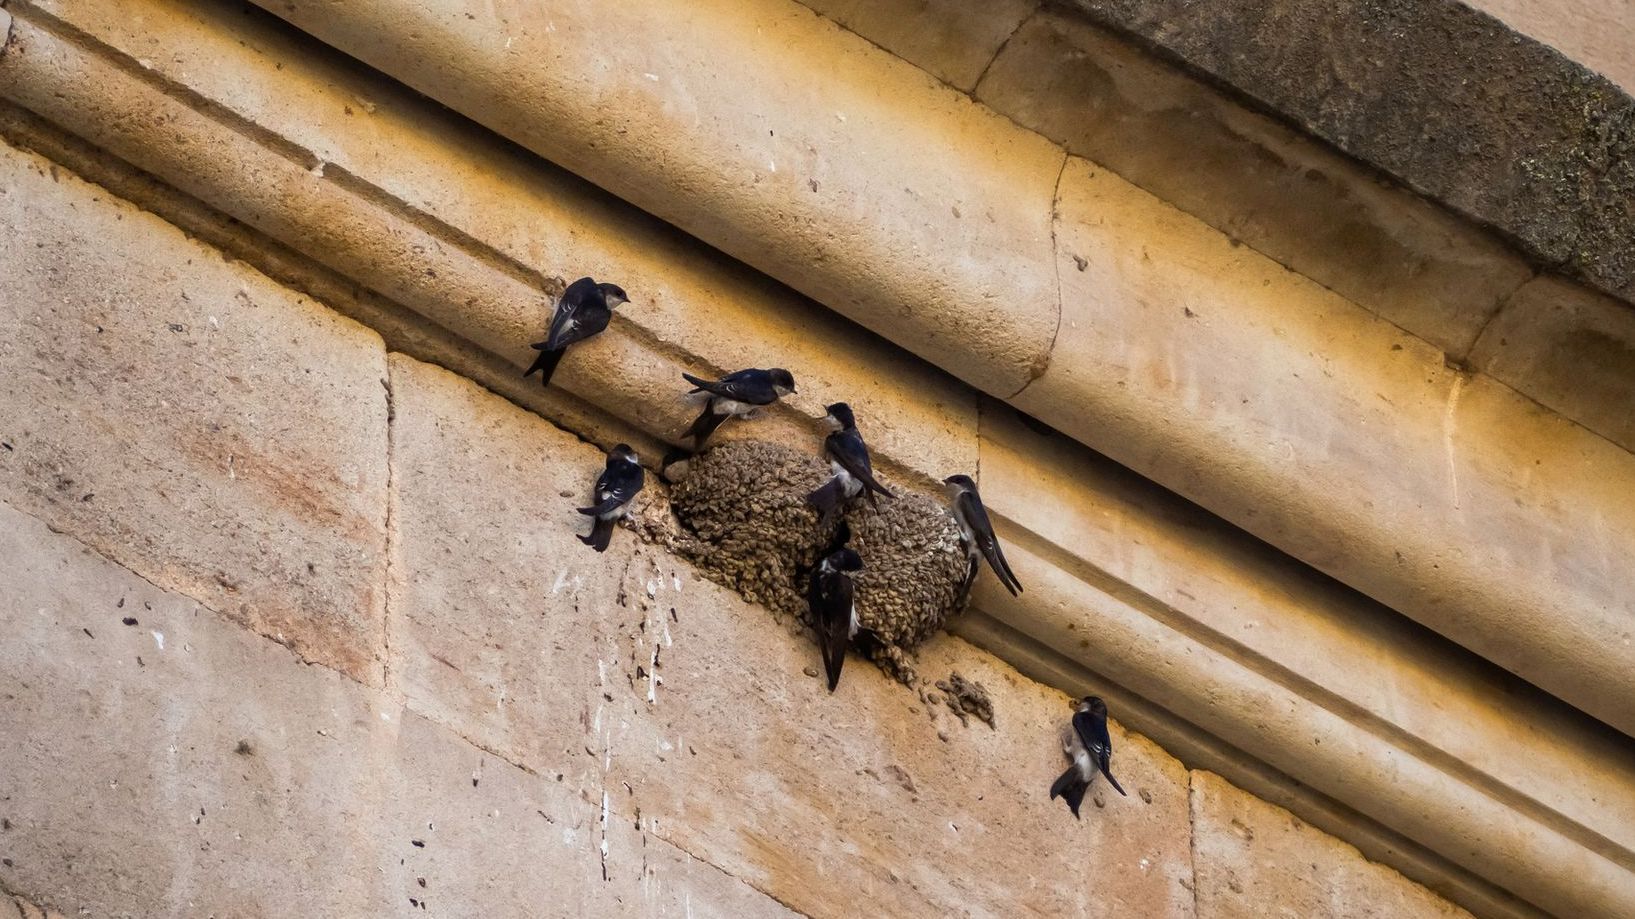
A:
[[1022, 156, 1635, 738], [1190, 770, 1474, 919], [1471, 275, 1635, 454], [386, 353, 1196, 917], [0, 140, 389, 682], [795, 0, 1039, 91], [248, 0, 1064, 396], [22, 0, 977, 484], [0, 500, 792, 918], [976, 10, 1531, 358]]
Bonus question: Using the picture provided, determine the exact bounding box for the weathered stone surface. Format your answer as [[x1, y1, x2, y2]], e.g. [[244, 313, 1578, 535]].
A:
[[0, 139, 389, 682], [1190, 771, 1474, 919], [975, 9, 1532, 358], [388, 353, 1196, 917], [1472, 275, 1635, 453], [962, 532, 1635, 919], [384, 354, 618, 781], [1061, 0, 1635, 304], [2, 895, 65, 919], [248, 0, 1065, 397], [0, 499, 794, 918], [1460, 0, 1635, 94], [796, 0, 1039, 91], [977, 399, 1635, 866], [20, 0, 977, 484], [1026, 156, 1635, 740]]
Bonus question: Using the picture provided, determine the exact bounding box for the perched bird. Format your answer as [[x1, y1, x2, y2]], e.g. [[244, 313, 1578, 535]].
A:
[[677, 367, 797, 451], [942, 474, 1022, 596], [1049, 696, 1127, 818], [807, 402, 893, 527], [523, 276, 630, 388], [577, 443, 644, 552], [808, 543, 864, 693]]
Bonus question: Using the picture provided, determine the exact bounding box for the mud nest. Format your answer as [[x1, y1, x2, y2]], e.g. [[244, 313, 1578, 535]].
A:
[[658, 439, 970, 684]]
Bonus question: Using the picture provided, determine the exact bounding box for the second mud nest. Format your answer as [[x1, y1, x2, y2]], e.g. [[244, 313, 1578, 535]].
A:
[[659, 439, 970, 684]]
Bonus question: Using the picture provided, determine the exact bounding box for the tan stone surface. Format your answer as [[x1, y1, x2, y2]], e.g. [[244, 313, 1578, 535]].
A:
[[1024, 156, 1635, 739], [975, 9, 1532, 358], [977, 399, 1635, 863], [14, 0, 976, 484], [0, 499, 795, 919], [963, 534, 1635, 919], [796, 0, 1039, 91], [247, 0, 1065, 397], [0, 139, 389, 682], [1472, 275, 1635, 453], [1190, 771, 1474, 919], [387, 354, 1195, 917]]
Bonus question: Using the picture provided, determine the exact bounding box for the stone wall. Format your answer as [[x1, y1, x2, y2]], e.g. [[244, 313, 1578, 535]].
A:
[[0, 138, 1471, 917], [2, 0, 1631, 916]]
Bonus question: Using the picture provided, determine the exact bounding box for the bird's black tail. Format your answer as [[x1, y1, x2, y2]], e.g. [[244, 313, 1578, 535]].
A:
[[820, 634, 846, 693], [860, 474, 894, 508], [577, 496, 622, 517], [523, 344, 565, 387], [1100, 765, 1127, 797], [1050, 767, 1089, 819], [806, 476, 846, 528], [984, 543, 1024, 596], [681, 372, 712, 394], [684, 405, 730, 449], [579, 515, 614, 553]]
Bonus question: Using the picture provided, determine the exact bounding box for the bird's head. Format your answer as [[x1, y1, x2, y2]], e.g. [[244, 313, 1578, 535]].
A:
[[942, 473, 976, 497], [829, 547, 864, 572], [769, 368, 796, 396], [610, 443, 639, 464], [823, 402, 855, 430], [1078, 695, 1108, 717], [598, 283, 630, 308]]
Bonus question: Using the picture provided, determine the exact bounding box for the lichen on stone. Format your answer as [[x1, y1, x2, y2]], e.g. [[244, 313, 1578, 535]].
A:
[[651, 439, 970, 686]]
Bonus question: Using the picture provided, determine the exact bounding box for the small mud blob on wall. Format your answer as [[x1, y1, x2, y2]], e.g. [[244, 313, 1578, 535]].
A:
[[662, 439, 969, 685], [936, 672, 995, 728]]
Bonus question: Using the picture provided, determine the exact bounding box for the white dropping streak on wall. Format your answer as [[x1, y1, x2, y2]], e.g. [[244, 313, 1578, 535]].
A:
[[552, 569, 572, 595], [1443, 374, 1466, 510], [151, 631, 164, 650], [600, 790, 611, 861]]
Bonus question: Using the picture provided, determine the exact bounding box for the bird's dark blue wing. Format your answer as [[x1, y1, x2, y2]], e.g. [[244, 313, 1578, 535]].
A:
[[810, 567, 855, 692], [958, 489, 1021, 595], [1074, 708, 1127, 795], [544, 278, 611, 350], [1073, 709, 1112, 767], [827, 429, 875, 480], [598, 462, 644, 505], [707, 369, 777, 404]]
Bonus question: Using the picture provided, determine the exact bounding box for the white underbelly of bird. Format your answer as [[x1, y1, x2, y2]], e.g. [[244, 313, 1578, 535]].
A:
[[830, 461, 863, 499], [714, 398, 757, 416]]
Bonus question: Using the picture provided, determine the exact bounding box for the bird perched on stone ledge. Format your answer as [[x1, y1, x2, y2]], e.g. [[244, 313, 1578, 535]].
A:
[[942, 474, 1022, 596], [807, 402, 893, 527], [577, 443, 644, 552], [1050, 695, 1127, 819], [523, 276, 630, 388], [809, 530, 865, 693], [675, 367, 797, 453]]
